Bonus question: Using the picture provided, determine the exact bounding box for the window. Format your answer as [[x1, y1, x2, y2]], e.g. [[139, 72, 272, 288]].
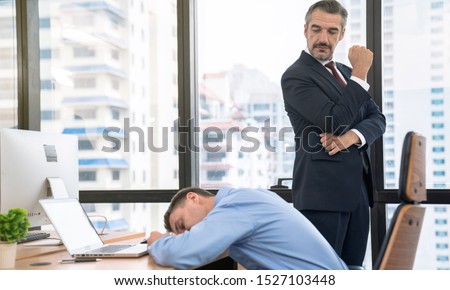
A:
[[431, 1, 444, 9], [385, 160, 395, 168], [41, 79, 54, 90], [432, 99, 444, 105], [433, 147, 445, 153], [39, 0, 178, 234], [40, 49, 52, 59], [111, 108, 121, 120], [436, 243, 449, 249], [437, 256, 449, 262], [197, 0, 366, 188], [434, 171, 446, 177], [435, 207, 448, 213], [385, 172, 395, 179], [432, 123, 445, 129], [79, 171, 97, 182], [111, 49, 120, 60], [436, 231, 448, 237], [78, 140, 94, 150], [74, 109, 96, 120], [111, 78, 120, 90], [432, 111, 444, 117], [0, 0, 17, 128], [41, 110, 58, 121], [73, 78, 96, 88], [112, 170, 120, 181], [206, 151, 226, 162], [253, 104, 270, 111], [39, 17, 50, 28], [381, 1, 450, 270], [73, 46, 96, 58], [432, 88, 444, 94], [207, 170, 226, 181], [5, 0, 450, 274]]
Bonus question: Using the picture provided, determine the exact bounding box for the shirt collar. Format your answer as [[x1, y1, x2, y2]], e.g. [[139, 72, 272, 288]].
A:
[[213, 187, 231, 207]]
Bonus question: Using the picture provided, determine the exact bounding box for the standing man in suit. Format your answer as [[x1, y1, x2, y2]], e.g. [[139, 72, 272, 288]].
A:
[[281, 0, 385, 267]]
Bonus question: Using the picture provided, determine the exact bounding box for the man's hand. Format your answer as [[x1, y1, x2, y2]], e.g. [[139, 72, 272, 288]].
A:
[[320, 131, 361, 156], [146, 231, 171, 245], [348, 45, 373, 81]]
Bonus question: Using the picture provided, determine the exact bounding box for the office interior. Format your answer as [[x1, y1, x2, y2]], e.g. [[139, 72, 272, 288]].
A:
[[1, 0, 450, 270]]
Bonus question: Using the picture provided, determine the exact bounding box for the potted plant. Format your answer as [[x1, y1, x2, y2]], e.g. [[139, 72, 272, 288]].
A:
[[0, 208, 30, 269]]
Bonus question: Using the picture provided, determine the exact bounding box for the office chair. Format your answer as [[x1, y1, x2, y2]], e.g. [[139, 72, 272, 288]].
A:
[[270, 178, 293, 189], [372, 131, 427, 270]]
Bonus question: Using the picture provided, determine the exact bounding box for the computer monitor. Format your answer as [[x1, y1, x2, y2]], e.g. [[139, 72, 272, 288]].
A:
[[0, 128, 79, 228]]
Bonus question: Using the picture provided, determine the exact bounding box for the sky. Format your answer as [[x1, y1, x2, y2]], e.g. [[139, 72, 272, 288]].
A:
[[197, 0, 316, 83]]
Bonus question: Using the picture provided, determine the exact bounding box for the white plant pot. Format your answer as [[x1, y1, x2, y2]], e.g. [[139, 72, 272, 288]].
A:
[[0, 242, 17, 269]]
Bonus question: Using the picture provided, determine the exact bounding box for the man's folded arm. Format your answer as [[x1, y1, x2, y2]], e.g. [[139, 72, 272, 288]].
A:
[[149, 207, 254, 269]]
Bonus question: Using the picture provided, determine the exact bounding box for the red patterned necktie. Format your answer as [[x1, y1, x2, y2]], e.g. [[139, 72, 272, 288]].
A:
[[325, 61, 346, 88]]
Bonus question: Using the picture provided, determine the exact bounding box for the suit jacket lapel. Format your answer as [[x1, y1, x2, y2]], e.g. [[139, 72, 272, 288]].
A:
[[299, 51, 345, 96]]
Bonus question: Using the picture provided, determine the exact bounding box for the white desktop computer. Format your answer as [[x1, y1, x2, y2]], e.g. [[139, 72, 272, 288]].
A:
[[0, 128, 79, 229]]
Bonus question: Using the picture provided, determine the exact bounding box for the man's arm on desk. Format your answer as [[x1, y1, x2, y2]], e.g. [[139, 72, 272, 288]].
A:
[[146, 231, 170, 244], [146, 207, 253, 269]]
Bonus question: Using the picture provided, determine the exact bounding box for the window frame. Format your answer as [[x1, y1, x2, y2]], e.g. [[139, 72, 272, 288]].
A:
[[12, 0, 450, 267]]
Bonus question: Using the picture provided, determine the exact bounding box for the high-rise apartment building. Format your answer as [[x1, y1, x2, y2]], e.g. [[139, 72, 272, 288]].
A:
[[200, 65, 294, 188], [37, 0, 178, 232]]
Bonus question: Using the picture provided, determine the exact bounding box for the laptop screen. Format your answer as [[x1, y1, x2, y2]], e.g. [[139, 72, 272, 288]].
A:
[[40, 198, 103, 254]]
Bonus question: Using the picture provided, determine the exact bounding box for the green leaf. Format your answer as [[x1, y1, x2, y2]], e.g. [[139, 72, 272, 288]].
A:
[[0, 208, 30, 242]]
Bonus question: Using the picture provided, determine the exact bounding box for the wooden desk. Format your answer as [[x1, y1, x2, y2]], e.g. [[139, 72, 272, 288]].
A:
[[14, 251, 170, 270], [16, 230, 144, 260], [14, 230, 236, 270], [13, 231, 172, 270]]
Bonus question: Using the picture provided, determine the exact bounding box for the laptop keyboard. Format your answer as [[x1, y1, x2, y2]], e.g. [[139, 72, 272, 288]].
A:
[[85, 244, 132, 254]]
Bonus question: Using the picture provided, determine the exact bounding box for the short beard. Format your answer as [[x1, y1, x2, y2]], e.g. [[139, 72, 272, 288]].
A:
[[311, 51, 332, 61], [311, 42, 332, 61], [312, 53, 331, 61]]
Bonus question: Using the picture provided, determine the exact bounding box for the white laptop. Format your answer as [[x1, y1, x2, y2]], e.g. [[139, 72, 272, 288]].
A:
[[39, 198, 148, 258]]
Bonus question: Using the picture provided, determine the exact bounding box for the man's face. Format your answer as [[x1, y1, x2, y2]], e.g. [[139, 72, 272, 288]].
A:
[[169, 193, 209, 234], [304, 9, 345, 61]]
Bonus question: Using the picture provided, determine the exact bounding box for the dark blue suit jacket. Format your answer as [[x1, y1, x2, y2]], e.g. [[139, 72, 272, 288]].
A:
[[281, 51, 386, 212]]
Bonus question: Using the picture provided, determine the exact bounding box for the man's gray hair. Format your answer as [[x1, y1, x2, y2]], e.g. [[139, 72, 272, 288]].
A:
[[305, 0, 348, 28]]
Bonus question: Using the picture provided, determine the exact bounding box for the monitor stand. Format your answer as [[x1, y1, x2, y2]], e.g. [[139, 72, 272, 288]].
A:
[[30, 177, 71, 232], [46, 177, 70, 199]]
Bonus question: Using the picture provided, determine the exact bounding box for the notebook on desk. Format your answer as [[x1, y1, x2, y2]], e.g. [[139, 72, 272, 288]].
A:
[[39, 198, 148, 258]]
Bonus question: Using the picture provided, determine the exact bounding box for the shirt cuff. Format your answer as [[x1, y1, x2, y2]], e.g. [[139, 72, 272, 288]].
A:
[[351, 129, 366, 148], [350, 76, 370, 91]]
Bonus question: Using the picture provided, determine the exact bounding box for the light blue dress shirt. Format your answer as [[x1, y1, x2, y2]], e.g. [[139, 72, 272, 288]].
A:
[[148, 187, 348, 270]]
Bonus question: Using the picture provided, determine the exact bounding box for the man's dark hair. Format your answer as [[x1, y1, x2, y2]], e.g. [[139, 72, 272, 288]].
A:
[[163, 187, 215, 232], [305, 0, 348, 28]]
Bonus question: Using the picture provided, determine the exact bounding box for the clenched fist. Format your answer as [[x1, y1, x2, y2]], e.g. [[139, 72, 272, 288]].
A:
[[348, 45, 373, 81]]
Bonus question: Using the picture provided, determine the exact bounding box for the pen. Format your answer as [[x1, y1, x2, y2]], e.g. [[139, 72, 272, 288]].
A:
[[60, 258, 100, 263]]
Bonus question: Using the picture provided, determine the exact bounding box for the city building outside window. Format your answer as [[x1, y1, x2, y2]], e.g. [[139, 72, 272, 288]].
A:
[[38, 0, 178, 233]]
